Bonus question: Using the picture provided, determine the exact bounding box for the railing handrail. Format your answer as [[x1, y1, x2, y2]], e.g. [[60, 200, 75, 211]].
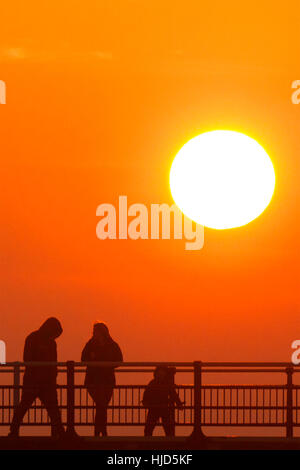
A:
[[0, 361, 298, 367]]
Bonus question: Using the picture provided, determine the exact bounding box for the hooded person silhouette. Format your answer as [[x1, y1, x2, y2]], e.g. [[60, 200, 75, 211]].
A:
[[8, 317, 65, 438]]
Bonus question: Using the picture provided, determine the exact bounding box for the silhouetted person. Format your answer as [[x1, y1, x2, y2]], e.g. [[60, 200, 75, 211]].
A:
[[8, 317, 65, 438], [143, 366, 183, 437], [81, 322, 123, 437]]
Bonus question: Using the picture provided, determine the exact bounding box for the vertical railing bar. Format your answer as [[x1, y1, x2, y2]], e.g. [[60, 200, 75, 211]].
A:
[[286, 366, 293, 438], [243, 388, 245, 424], [256, 388, 258, 424], [183, 388, 185, 424], [118, 388, 120, 424], [229, 387, 233, 424], [269, 388, 271, 424], [131, 387, 133, 424], [296, 387, 298, 426], [210, 387, 212, 424], [138, 387, 140, 424], [261, 388, 264, 425], [190, 387, 192, 425], [276, 388, 278, 424], [190, 361, 205, 438], [223, 388, 225, 424], [250, 389, 252, 424], [66, 360, 75, 436], [237, 388, 239, 424], [79, 387, 82, 425], [125, 388, 127, 424], [86, 389, 88, 425]]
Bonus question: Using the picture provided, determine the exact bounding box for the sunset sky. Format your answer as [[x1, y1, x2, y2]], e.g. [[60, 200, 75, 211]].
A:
[[1, 1, 299, 366]]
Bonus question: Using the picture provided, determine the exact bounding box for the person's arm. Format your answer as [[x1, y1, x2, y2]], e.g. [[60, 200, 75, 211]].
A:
[[169, 385, 184, 407], [53, 342, 57, 362], [23, 335, 34, 362], [49, 341, 58, 381], [112, 343, 123, 362], [81, 342, 90, 362]]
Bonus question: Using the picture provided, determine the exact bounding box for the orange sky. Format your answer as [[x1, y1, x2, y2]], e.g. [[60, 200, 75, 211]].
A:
[[0, 1, 299, 365]]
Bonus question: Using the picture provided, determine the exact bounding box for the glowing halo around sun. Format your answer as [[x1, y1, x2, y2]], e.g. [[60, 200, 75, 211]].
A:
[[170, 130, 275, 229]]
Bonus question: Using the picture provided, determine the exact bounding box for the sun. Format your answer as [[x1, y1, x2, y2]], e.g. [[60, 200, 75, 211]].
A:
[[170, 130, 275, 229]]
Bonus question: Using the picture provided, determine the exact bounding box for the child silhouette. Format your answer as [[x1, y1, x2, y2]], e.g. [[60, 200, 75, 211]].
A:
[[143, 366, 183, 436]]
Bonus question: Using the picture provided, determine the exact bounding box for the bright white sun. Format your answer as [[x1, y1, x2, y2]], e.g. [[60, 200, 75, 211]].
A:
[[170, 130, 275, 229]]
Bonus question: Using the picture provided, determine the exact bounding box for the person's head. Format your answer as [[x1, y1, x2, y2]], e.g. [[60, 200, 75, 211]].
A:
[[92, 322, 111, 344], [167, 367, 176, 383], [154, 366, 169, 382], [39, 317, 63, 340]]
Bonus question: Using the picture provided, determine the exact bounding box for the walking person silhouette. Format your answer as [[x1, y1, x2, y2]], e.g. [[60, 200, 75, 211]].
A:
[[8, 317, 65, 438], [81, 322, 123, 437]]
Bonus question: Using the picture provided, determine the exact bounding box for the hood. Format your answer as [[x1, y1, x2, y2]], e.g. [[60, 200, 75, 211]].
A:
[[39, 317, 63, 339]]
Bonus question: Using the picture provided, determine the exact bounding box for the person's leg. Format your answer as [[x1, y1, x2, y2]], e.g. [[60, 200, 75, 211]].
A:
[[39, 386, 65, 437], [144, 409, 159, 436], [168, 405, 176, 437], [88, 386, 113, 437], [101, 387, 113, 436], [9, 386, 38, 436], [161, 408, 173, 436], [94, 387, 112, 436], [88, 387, 104, 437], [87, 387, 98, 436]]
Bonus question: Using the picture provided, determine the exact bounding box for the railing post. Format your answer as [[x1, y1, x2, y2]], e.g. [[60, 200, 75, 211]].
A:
[[13, 362, 20, 410], [189, 361, 206, 439], [66, 361, 75, 436], [286, 366, 294, 438], [169, 367, 176, 436]]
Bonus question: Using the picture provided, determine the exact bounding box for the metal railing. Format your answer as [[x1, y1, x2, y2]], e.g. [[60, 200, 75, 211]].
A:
[[1, 361, 300, 437]]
